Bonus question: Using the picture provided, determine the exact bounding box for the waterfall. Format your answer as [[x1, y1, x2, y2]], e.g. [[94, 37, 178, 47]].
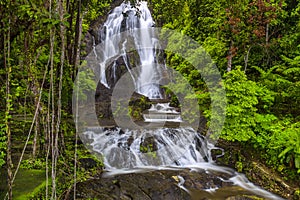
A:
[[98, 1, 164, 99], [83, 1, 284, 199], [90, 1, 204, 169], [82, 126, 211, 169]]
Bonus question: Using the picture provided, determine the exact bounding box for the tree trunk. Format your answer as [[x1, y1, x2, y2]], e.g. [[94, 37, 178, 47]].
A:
[[4, 16, 13, 200], [66, 0, 74, 66], [227, 40, 233, 72], [266, 23, 269, 45], [57, 0, 66, 153], [49, 0, 57, 198], [73, 1, 82, 198], [244, 46, 251, 73], [31, 47, 44, 158], [73, 0, 82, 72], [32, 83, 40, 158]]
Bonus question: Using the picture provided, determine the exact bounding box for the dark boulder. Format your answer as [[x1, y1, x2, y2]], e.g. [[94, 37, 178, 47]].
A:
[[66, 168, 268, 200]]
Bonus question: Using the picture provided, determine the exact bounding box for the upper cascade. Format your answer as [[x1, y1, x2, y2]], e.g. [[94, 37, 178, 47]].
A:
[[96, 1, 165, 99]]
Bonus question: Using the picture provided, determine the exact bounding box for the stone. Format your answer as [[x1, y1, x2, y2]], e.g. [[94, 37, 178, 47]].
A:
[[65, 169, 267, 200]]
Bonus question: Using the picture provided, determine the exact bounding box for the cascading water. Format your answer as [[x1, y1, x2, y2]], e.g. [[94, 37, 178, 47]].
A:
[[89, 0, 214, 170], [143, 103, 183, 123], [83, 126, 211, 169], [85, 1, 284, 199], [98, 1, 164, 99]]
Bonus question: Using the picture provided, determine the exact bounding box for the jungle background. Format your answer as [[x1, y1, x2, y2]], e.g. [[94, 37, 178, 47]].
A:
[[0, 0, 299, 199]]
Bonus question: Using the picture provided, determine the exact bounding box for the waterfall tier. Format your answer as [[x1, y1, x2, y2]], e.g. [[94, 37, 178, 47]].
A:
[[143, 103, 182, 123], [83, 126, 211, 169], [96, 1, 166, 99]]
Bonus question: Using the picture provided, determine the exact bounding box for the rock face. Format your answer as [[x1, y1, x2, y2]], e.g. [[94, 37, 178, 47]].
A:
[[95, 85, 152, 126], [66, 169, 268, 200]]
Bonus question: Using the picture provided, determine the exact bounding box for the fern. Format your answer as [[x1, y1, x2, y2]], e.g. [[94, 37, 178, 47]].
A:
[[252, 65, 279, 78], [283, 67, 300, 76]]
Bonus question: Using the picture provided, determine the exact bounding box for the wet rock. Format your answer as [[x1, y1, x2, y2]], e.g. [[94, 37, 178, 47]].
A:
[[117, 135, 134, 151], [95, 83, 113, 121], [95, 83, 151, 126], [128, 92, 152, 121], [140, 135, 158, 153], [211, 148, 224, 161], [66, 169, 267, 200]]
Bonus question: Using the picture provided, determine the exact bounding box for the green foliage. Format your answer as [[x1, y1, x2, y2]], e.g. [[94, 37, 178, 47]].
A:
[[221, 67, 274, 141], [53, 144, 104, 196], [258, 64, 299, 114], [0, 0, 112, 198], [271, 122, 300, 173], [75, 68, 97, 101], [15, 170, 51, 200], [16, 178, 48, 200], [21, 158, 45, 170], [140, 143, 157, 158], [202, 37, 227, 69], [128, 96, 150, 121], [84, 0, 110, 22], [0, 123, 6, 168], [294, 189, 300, 199], [221, 67, 300, 173], [235, 161, 243, 173], [0, 0, 299, 197]]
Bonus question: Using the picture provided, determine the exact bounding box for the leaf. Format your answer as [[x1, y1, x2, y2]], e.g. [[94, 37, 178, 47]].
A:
[[278, 146, 293, 158], [295, 155, 300, 169], [283, 67, 300, 75]]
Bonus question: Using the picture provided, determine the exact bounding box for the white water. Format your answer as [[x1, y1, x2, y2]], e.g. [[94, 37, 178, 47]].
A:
[[143, 103, 182, 122], [98, 1, 164, 98], [148, 103, 180, 114], [83, 126, 210, 168]]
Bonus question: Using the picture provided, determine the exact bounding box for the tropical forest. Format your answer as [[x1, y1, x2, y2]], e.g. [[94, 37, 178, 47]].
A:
[[0, 0, 299, 199]]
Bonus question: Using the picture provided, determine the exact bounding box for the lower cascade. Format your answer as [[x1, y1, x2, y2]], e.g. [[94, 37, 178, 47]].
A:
[[82, 102, 283, 199], [83, 126, 211, 169], [82, 124, 283, 200]]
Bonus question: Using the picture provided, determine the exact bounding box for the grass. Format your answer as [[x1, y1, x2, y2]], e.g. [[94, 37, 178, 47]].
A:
[[0, 168, 45, 200]]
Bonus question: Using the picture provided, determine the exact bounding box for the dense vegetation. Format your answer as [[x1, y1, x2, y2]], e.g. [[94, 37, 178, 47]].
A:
[[151, 0, 300, 176], [0, 0, 299, 199]]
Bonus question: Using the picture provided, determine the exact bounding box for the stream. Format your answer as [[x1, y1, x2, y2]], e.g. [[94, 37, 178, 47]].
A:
[[79, 104, 284, 200]]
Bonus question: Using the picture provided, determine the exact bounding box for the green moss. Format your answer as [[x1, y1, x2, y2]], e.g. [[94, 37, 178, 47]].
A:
[[235, 161, 243, 173], [17, 179, 48, 200], [0, 169, 46, 200], [129, 95, 151, 121], [294, 189, 300, 200]]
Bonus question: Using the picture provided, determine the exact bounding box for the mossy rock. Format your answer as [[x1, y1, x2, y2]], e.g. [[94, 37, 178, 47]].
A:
[[128, 92, 151, 121]]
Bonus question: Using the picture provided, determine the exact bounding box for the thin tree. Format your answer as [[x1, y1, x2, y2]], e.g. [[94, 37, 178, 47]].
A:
[[53, 0, 66, 198], [48, 0, 57, 198], [74, 1, 83, 198], [4, 13, 13, 200]]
